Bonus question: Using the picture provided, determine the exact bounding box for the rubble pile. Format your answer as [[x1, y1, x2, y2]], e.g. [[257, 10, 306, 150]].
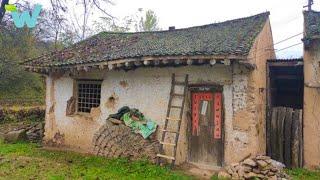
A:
[[0, 122, 44, 143], [218, 155, 290, 180], [25, 123, 44, 142]]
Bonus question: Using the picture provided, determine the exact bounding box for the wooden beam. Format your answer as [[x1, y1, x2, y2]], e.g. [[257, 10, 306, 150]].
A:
[[24, 54, 250, 73], [222, 59, 231, 65], [143, 60, 150, 66], [268, 61, 303, 67], [125, 61, 133, 67], [108, 64, 114, 70], [187, 59, 193, 65], [272, 75, 303, 80], [162, 59, 169, 65], [154, 60, 160, 66], [198, 59, 204, 64], [134, 61, 142, 66], [174, 59, 181, 65], [83, 66, 89, 72], [210, 59, 216, 65]]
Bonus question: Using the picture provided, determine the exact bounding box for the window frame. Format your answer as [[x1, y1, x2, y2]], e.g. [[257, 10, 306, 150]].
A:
[[75, 79, 103, 114]]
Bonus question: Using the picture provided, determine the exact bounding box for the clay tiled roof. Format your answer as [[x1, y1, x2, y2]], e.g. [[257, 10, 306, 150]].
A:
[[23, 12, 270, 68], [304, 11, 320, 39]]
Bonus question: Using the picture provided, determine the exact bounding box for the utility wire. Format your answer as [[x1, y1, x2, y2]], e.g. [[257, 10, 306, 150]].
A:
[[275, 42, 303, 52], [273, 33, 303, 46], [252, 32, 303, 55], [249, 42, 303, 60]]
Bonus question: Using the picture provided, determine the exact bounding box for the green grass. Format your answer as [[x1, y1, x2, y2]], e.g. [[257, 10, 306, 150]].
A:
[[286, 168, 320, 180], [0, 141, 192, 179]]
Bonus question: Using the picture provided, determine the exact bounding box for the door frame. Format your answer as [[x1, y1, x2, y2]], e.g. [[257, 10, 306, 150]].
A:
[[187, 84, 225, 167]]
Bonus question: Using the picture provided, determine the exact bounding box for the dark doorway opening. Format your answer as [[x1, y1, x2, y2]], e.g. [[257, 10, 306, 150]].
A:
[[267, 59, 304, 109]]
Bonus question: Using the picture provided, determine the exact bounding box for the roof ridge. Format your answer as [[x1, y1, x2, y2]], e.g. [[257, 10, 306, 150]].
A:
[[304, 10, 320, 14], [94, 11, 270, 35]]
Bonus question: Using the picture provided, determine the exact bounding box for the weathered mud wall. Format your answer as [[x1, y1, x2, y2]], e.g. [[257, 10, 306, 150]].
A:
[[44, 65, 234, 163], [224, 19, 275, 164], [303, 40, 320, 169]]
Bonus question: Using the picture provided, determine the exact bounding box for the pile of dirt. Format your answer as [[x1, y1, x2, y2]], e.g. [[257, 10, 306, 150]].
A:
[[218, 155, 290, 180], [92, 119, 160, 163]]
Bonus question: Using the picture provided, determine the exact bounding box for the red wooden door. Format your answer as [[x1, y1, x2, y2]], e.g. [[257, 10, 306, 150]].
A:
[[189, 91, 223, 166]]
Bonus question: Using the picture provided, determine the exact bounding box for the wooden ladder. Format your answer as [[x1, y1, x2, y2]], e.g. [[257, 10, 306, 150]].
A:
[[157, 73, 189, 168]]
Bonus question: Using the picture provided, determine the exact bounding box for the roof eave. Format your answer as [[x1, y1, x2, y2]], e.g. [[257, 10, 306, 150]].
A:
[[24, 54, 253, 74]]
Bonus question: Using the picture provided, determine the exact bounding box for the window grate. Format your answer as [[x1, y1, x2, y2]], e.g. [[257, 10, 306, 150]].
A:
[[77, 80, 102, 113]]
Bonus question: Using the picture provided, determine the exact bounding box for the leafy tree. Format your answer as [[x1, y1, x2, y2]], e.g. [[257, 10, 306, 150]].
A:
[[93, 9, 161, 33], [136, 10, 161, 32]]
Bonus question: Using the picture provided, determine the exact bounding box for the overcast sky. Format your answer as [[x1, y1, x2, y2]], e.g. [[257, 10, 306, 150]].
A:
[[12, 0, 320, 58]]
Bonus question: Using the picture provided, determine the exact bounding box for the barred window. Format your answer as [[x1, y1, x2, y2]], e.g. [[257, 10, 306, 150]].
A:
[[77, 80, 102, 113]]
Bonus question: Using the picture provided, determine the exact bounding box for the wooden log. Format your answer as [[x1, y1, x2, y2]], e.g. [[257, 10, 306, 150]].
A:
[[284, 108, 293, 168], [108, 64, 114, 70], [298, 109, 303, 167], [187, 59, 193, 65], [154, 60, 160, 66], [278, 107, 286, 163], [266, 106, 271, 157], [174, 59, 181, 65], [134, 61, 142, 66], [270, 107, 278, 160], [125, 61, 133, 67], [116, 63, 123, 68], [76, 66, 82, 71], [143, 60, 150, 66], [291, 109, 300, 168], [83, 66, 89, 72], [223, 59, 231, 65], [210, 59, 216, 65], [198, 59, 204, 64], [99, 64, 105, 70], [162, 59, 169, 65]]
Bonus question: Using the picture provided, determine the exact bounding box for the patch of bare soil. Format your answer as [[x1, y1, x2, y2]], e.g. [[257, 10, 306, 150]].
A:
[[176, 163, 218, 179]]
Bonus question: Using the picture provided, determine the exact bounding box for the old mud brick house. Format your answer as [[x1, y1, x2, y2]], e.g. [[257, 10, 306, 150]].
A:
[[22, 12, 275, 167], [303, 10, 320, 169]]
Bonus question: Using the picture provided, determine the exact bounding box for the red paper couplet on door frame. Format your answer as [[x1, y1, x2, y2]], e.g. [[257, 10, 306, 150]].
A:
[[214, 93, 222, 139], [192, 92, 213, 136], [192, 93, 200, 135]]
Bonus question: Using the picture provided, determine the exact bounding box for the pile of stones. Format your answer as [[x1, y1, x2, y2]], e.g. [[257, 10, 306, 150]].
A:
[[26, 123, 44, 142], [218, 155, 290, 180], [0, 122, 44, 143]]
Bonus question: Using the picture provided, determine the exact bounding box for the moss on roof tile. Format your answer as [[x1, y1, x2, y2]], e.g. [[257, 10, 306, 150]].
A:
[[24, 12, 270, 67], [304, 11, 320, 39]]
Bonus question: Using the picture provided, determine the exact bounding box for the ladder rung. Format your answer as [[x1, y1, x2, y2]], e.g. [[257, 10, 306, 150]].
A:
[[162, 129, 179, 133], [160, 141, 176, 146], [170, 105, 182, 109], [174, 81, 185, 86], [172, 93, 185, 97], [157, 154, 175, 160], [166, 117, 181, 121]]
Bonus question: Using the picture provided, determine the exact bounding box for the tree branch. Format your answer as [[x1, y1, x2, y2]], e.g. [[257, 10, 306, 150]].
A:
[[0, 0, 10, 23]]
